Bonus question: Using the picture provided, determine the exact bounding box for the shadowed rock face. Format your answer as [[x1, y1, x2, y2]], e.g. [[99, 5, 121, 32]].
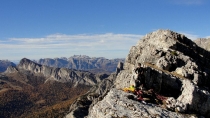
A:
[[10, 58, 108, 86], [65, 29, 210, 118], [37, 55, 125, 74]]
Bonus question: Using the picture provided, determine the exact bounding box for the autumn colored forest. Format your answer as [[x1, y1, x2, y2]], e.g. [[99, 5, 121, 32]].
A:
[[0, 72, 91, 118]]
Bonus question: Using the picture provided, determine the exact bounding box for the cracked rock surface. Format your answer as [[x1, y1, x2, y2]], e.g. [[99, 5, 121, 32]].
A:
[[87, 88, 187, 118]]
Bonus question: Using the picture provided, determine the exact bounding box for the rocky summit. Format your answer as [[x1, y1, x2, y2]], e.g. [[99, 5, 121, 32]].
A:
[[65, 29, 210, 118]]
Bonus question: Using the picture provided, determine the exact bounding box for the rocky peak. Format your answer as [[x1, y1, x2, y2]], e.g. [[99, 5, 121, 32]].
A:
[[139, 29, 185, 48], [126, 29, 209, 67], [116, 29, 210, 117], [65, 29, 210, 118], [125, 30, 210, 86], [13, 58, 108, 86], [18, 58, 42, 72]]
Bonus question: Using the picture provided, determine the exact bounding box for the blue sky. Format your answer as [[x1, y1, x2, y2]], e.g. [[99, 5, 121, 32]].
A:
[[0, 0, 209, 61]]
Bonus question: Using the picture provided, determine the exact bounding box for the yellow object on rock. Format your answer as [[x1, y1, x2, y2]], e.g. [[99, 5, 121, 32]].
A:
[[123, 85, 136, 93]]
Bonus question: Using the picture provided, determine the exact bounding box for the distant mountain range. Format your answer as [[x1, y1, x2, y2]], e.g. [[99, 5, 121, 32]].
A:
[[37, 55, 125, 74], [0, 55, 125, 74], [0, 56, 124, 117], [0, 58, 109, 118]]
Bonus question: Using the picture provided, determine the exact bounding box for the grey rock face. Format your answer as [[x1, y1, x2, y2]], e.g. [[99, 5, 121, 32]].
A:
[[65, 74, 116, 118], [115, 30, 210, 117], [16, 58, 108, 86], [125, 30, 210, 87], [116, 61, 124, 75], [126, 30, 209, 69], [37, 55, 125, 74], [87, 88, 189, 118]]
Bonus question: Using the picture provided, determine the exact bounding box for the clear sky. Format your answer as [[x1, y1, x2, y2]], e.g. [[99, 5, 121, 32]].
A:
[[0, 0, 209, 61]]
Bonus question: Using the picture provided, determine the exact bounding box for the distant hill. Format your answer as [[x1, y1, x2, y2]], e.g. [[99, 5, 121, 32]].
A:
[[0, 58, 109, 118], [0, 60, 16, 72], [37, 55, 125, 74]]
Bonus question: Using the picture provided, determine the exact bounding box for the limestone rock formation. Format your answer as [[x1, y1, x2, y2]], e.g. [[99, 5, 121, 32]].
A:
[[65, 29, 210, 118], [37, 55, 125, 74], [11, 58, 108, 86]]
